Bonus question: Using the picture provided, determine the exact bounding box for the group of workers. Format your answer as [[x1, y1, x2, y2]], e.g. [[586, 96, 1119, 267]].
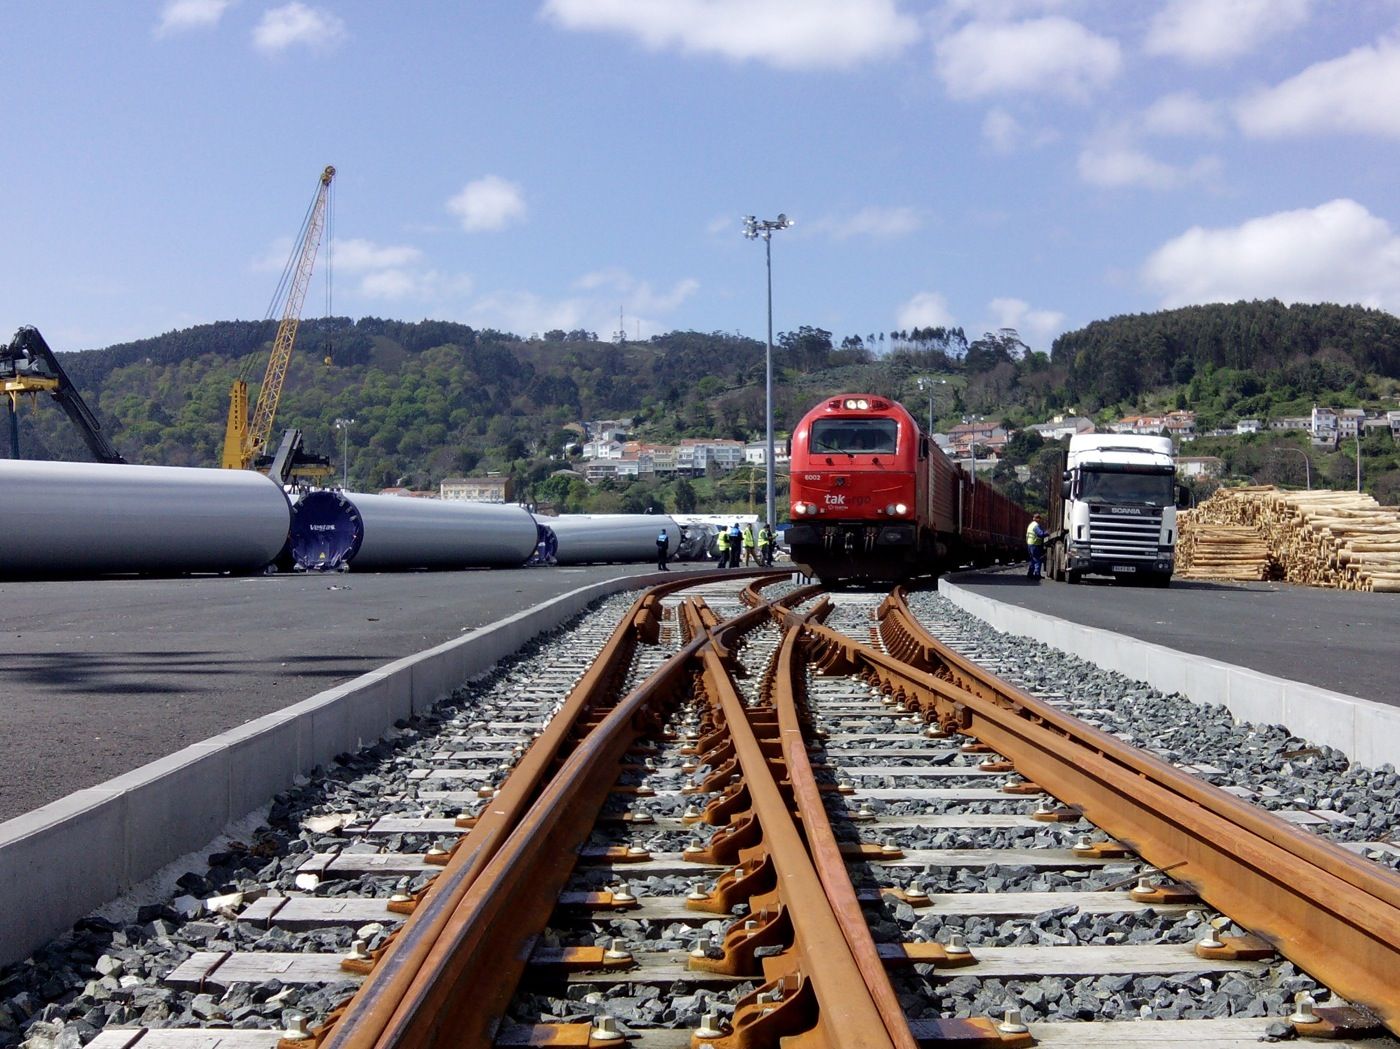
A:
[[714, 521, 776, 568], [654, 521, 778, 571]]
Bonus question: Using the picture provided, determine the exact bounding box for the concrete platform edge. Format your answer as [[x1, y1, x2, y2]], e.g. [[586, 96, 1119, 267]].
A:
[[0, 570, 676, 968], [938, 577, 1400, 770]]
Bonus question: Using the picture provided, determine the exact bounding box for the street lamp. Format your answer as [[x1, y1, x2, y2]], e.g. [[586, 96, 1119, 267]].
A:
[[743, 213, 793, 532], [334, 417, 354, 488], [915, 377, 946, 435], [1273, 445, 1311, 490]]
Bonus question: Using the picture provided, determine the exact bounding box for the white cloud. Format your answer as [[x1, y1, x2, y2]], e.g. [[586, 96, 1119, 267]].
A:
[[154, 0, 232, 37], [984, 297, 1065, 349], [252, 236, 466, 303], [982, 108, 1021, 153], [1236, 34, 1400, 139], [707, 214, 739, 236], [897, 291, 956, 330], [357, 269, 474, 302], [1142, 91, 1226, 138], [805, 206, 923, 240], [462, 269, 698, 338], [331, 238, 424, 273], [540, 0, 920, 71], [934, 17, 1121, 100], [252, 2, 346, 54], [572, 268, 701, 314], [1077, 142, 1219, 190], [1142, 199, 1400, 310], [447, 176, 527, 233], [1145, 0, 1310, 65]]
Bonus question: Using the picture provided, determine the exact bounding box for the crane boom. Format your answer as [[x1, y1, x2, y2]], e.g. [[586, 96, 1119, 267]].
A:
[[222, 164, 335, 470]]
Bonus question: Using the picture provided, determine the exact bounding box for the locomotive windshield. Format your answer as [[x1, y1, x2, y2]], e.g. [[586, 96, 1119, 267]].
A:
[[810, 418, 898, 455], [1079, 469, 1174, 507]]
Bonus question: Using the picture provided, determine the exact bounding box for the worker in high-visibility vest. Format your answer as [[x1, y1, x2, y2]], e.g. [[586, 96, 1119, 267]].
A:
[[714, 527, 729, 566], [757, 524, 776, 566], [1025, 514, 1047, 581], [742, 525, 757, 566]]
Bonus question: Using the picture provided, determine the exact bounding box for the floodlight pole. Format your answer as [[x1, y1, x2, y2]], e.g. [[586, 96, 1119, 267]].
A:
[[335, 417, 354, 488], [744, 214, 793, 532]]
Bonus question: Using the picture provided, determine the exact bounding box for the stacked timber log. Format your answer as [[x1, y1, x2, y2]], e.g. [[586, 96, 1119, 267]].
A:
[[1186, 486, 1400, 592], [1176, 513, 1277, 581]]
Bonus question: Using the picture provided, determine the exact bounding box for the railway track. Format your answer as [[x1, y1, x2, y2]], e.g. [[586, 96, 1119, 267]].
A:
[[11, 574, 1398, 1049]]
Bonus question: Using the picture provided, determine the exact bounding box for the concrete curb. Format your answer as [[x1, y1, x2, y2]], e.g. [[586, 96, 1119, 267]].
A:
[[0, 570, 681, 967], [939, 578, 1400, 771]]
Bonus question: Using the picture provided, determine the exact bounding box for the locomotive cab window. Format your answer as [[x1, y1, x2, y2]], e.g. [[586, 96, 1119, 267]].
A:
[[810, 419, 898, 454]]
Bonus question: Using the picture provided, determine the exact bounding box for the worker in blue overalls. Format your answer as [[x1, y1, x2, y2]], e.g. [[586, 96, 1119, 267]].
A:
[[656, 528, 670, 571]]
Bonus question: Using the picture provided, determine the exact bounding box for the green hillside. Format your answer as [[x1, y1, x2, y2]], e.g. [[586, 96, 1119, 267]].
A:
[[9, 300, 1400, 509]]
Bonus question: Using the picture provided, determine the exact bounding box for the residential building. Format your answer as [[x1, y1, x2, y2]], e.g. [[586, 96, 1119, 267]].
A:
[[1178, 456, 1224, 479], [1110, 410, 1195, 437], [1311, 406, 1338, 446], [583, 461, 619, 484], [743, 441, 792, 467], [1388, 411, 1400, 439], [587, 417, 634, 441], [1337, 408, 1365, 439], [946, 420, 1007, 452], [1028, 415, 1095, 441], [678, 438, 745, 474], [1236, 419, 1261, 435], [1268, 416, 1311, 431], [440, 475, 513, 502]]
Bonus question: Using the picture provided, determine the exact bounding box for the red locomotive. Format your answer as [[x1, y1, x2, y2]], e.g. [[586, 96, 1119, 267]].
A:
[[786, 393, 1030, 583]]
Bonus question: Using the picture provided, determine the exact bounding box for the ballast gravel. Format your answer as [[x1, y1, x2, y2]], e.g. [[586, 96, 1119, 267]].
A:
[[0, 594, 638, 1049], [902, 590, 1400, 865], [6, 580, 1397, 1047]]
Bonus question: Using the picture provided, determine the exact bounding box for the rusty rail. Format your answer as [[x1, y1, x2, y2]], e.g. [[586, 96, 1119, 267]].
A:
[[792, 588, 1400, 1035], [312, 577, 723, 1049], [682, 598, 900, 1049], [763, 600, 919, 1049], [312, 576, 816, 1049]]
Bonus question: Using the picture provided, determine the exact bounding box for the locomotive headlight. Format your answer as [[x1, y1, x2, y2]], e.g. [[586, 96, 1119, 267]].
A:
[[895, 502, 908, 515], [885, 503, 895, 515]]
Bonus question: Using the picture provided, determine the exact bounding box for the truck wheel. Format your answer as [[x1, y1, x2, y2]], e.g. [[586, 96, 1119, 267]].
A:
[[1065, 568, 1081, 585]]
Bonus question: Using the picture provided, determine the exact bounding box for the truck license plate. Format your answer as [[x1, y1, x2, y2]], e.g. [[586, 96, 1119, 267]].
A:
[[1114, 565, 1136, 573]]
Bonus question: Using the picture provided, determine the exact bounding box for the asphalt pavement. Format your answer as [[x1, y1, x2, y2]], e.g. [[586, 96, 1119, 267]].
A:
[[947, 569, 1400, 708], [0, 564, 674, 822]]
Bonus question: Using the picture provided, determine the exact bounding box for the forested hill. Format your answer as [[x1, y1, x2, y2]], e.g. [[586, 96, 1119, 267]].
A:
[[12, 300, 1400, 494], [1052, 300, 1400, 406]]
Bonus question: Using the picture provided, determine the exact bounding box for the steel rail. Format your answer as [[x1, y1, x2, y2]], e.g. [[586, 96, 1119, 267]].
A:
[[801, 589, 1400, 1034], [313, 576, 720, 1049], [691, 600, 898, 1049], [765, 600, 921, 1049], [329, 580, 807, 1049]]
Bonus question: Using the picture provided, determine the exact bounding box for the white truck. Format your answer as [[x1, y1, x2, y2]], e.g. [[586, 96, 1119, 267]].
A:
[[1046, 434, 1181, 587]]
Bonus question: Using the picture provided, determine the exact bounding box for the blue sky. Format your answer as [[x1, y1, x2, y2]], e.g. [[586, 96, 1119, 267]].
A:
[[5, 0, 1400, 355]]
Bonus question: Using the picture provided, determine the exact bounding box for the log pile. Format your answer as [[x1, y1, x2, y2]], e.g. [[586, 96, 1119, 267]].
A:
[[1176, 515, 1277, 581], [1183, 486, 1400, 592]]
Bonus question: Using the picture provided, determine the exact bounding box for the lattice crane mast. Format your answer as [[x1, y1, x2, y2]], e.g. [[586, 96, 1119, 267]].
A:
[[221, 164, 335, 471]]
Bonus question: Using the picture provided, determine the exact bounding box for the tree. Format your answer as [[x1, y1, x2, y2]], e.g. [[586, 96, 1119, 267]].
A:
[[673, 477, 698, 513], [777, 326, 833, 371]]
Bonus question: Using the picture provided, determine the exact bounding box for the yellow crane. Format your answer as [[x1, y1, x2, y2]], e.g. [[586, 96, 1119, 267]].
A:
[[221, 164, 335, 470]]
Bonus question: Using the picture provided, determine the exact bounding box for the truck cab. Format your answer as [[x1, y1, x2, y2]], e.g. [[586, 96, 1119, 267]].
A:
[[1049, 434, 1178, 586]]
